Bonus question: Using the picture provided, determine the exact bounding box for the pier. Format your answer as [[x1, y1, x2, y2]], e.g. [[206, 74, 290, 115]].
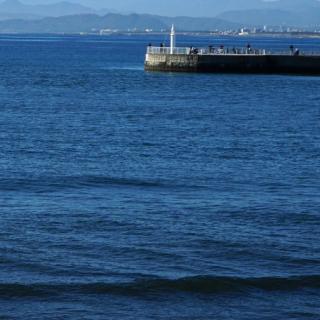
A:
[[144, 26, 320, 75]]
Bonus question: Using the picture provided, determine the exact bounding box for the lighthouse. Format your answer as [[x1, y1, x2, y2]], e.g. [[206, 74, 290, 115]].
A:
[[170, 24, 176, 54]]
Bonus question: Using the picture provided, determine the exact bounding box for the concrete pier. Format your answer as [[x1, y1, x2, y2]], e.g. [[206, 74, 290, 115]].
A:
[[145, 49, 320, 75]]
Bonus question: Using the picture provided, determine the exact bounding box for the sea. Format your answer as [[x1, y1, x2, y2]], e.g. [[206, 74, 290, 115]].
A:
[[0, 33, 319, 319]]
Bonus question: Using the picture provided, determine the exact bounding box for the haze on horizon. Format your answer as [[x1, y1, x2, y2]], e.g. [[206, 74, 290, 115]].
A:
[[18, 0, 320, 17]]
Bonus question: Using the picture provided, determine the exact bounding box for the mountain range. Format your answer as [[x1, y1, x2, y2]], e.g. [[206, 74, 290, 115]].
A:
[[0, 13, 240, 33], [217, 0, 320, 27], [93, 0, 320, 18], [0, 0, 320, 32], [0, 0, 98, 20]]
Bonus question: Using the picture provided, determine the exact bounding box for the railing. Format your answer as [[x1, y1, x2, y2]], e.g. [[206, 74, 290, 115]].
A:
[[147, 46, 320, 56], [147, 46, 268, 55], [147, 47, 191, 55]]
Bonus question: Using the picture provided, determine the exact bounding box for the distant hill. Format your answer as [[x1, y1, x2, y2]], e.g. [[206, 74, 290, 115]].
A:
[[159, 16, 239, 31], [0, 0, 320, 32], [96, 0, 261, 17], [48, 0, 320, 18], [0, 13, 239, 33], [217, 9, 302, 27], [1, 0, 320, 21], [217, 0, 320, 27], [0, 0, 97, 20], [267, 0, 320, 12], [217, 9, 320, 28]]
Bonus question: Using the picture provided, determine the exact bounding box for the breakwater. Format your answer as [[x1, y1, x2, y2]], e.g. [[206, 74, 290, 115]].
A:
[[145, 48, 320, 74]]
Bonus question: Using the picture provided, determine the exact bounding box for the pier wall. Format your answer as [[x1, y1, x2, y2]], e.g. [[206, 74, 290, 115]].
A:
[[145, 53, 199, 72], [145, 53, 320, 74]]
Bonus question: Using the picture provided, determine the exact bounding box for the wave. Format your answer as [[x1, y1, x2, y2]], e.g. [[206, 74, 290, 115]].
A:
[[0, 175, 203, 193], [1, 275, 319, 298]]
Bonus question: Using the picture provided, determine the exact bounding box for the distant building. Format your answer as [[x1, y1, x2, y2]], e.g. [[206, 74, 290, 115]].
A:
[[239, 28, 249, 36], [100, 29, 118, 35]]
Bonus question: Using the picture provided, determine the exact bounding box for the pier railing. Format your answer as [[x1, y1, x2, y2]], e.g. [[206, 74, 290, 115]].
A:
[[147, 46, 320, 56], [147, 47, 191, 55], [147, 46, 268, 55]]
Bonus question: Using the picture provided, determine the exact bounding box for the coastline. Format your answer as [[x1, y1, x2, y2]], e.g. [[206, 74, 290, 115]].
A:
[[1, 31, 320, 39]]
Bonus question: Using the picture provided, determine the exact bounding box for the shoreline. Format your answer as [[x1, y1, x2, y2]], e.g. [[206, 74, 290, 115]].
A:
[[0, 31, 320, 39]]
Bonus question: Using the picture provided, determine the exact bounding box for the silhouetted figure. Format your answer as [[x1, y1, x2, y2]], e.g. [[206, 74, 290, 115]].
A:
[[289, 45, 294, 55]]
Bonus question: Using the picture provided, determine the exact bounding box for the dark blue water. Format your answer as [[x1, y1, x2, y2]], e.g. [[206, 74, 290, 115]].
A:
[[0, 34, 320, 319]]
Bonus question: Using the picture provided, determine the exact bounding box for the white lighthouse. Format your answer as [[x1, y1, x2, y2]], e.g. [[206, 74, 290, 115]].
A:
[[170, 24, 176, 54]]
